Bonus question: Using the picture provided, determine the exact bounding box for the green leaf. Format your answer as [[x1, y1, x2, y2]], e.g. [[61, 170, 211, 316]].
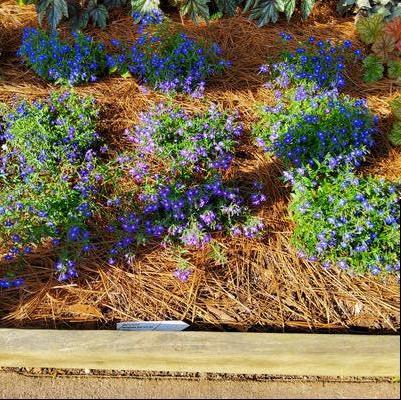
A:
[[121, 70, 133, 78], [362, 54, 384, 83], [392, 5, 401, 19], [356, 0, 370, 8], [104, 0, 127, 7], [90, 4, 108, 28], [131, 0, 160, 13], [243, 0, 256, 13], [17, 0, 35, 5], [389, 121, 401, 146], [390, 97, 401, 121], [284, 0, 295, 21], [180, 0, 210, 22], [215, 0, 239, 17], [49, 0, 68, 30], [387, 59, 401, 81], [356, 14, 385, 44], [37, 0, 68, 30], [301, 0, 315, 19], [109, 65, 118, 74], [68, 4, 90, 30], [336, 0, 357, 16], [248, 0, 284, 27]]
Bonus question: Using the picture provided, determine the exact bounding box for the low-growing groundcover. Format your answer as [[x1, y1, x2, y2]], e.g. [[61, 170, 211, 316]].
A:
[[0, 92, 106, 284], [0, 1, 399, 331], [18, 14, 229, 96], [253, 33, 400, 278], [0, 93, 265, 286], [18, 28, 108, 85], [252, 86, 376, 169], [288, 164, 400, 275], [259, 34, 363, 90]]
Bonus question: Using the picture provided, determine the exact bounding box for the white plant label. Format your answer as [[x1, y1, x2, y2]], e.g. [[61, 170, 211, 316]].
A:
[[116, 320, 189, 331]]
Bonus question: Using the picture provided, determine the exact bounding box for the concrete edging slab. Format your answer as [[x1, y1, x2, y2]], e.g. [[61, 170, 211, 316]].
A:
[[0, 329, 399, 377]]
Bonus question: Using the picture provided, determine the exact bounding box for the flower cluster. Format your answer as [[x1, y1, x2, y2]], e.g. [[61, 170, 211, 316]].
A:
[[18, 28, 107, 85], [132, 9, 165, 32], [289, 165, 400, 276], [253, 86, 376, 168], [106, 104, 264, 267], [107, 177, 265, 264], [0, 92, 103, 284], [123, 103, 243, 180], [107, 29, 230, 96], [260, 34, 362, 90]]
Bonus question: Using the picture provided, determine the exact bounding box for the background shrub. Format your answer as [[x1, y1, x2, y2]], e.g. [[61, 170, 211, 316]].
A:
[[18, 0, 318, 30]]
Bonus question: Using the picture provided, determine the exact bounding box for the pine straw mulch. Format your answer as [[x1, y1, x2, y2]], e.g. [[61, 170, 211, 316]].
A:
[[0, 0, 400, 332]]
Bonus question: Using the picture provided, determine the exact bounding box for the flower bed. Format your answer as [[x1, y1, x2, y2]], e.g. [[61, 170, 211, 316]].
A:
[[0, 1, 399, 331]]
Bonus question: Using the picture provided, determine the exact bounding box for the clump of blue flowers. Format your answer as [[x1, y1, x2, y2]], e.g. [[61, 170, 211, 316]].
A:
[[289, 164, 400, 276], [107, 24, 230, 96], [107, 177, 265, 264], [132, 9, 165, 32], [260, 34, 363, 90], [253, 86, 377, 169], [123, 103, 243, 181], [18, 28, 107, 85], [104, 103, 265, 265], [0, 92, 104, 283]]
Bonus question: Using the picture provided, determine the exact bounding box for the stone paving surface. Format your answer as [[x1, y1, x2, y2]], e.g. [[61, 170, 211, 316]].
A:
[[0, 371, 399, 399]]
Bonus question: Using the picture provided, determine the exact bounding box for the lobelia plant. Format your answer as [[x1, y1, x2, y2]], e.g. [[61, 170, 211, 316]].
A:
[[288, 163, 400, 276], [0, 92, 106, 284], [104, 103, 265, 265], [18, 28, 107, 85], [259, 34, 363, 91], [122, 103, 243, 181], [252, 86, 377, 169], [106, 176, 265, 264], [107, 17, 230, 95]]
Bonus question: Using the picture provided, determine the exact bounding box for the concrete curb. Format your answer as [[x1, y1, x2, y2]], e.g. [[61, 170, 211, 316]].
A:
[[0, 330, 399, 377]]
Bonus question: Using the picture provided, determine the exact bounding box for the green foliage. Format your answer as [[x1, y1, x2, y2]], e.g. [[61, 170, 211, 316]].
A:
[[371, 33, 396, 61], [0, 92, 104, 270], [289, 165, 400, 275], [209, 241, 228, 265], [180, 0, 210, 21], [390, 96, 401, 120], [389, 96, 401, 146], [362, 54, 384, 82], [337, 0, 401, 21], [387, 59, 401, 81], [19, 0, 317, 29], [37, 0, 68, 30], [19, 0, 126, 30], [356, 13, 385, 44], [244, 0, 315, 27], [389, 121, 401, 146], [215, 0, 240, 16], [130, 0, 159, 13]]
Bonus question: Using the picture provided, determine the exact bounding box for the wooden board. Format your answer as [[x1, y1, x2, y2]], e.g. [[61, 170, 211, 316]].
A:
[[0, 329, 399, 377]]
